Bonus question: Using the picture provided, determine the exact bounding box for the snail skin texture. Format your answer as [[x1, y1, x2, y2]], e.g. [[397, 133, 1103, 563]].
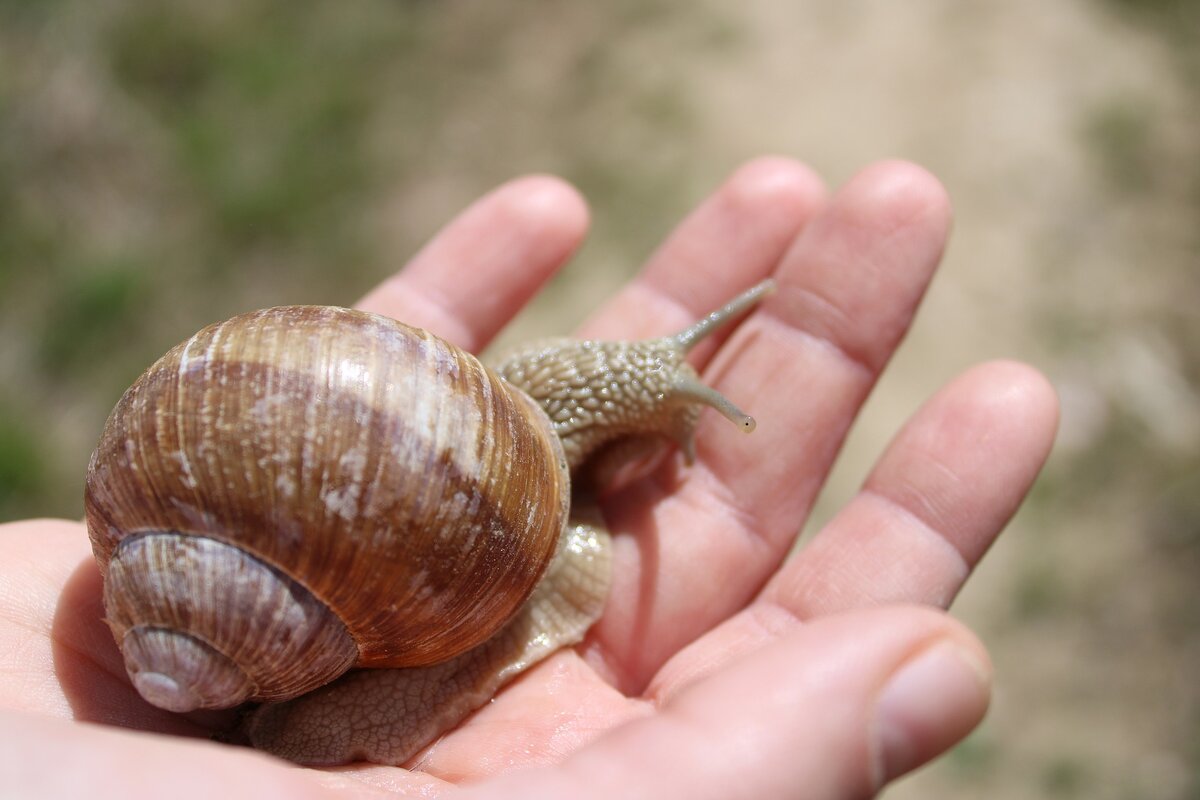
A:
[[84, 280, 772, 766]]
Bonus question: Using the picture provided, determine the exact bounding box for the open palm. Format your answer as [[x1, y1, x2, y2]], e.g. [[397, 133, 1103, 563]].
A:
[[0, 158, 1057, 799]]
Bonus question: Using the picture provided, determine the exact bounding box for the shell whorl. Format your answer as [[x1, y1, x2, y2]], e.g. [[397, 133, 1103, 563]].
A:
[[85, 306, 570, 710], [105, 533, 358, 711]]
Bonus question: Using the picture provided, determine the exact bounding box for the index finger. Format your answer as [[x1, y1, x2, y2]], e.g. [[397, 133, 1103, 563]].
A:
[[356, 176, 588, 352]]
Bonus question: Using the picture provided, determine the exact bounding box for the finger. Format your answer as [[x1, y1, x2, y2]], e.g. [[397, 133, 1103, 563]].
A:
[[590, 161, 952, 688], [576, 156, 826, 344], [644, 360, 1056, 704], [770, 360, 1059, 615], [693, 159, 954, 554], [468, 607, 991, 800], [356, 175, 588, 352]]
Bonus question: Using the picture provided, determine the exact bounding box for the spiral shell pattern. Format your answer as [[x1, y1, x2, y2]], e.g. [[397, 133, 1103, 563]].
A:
[[84, 306, 570, 708]]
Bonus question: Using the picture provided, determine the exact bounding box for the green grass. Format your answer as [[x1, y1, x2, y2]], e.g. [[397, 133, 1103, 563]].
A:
[[0, 402, 49, 518], [1040, 755, 1090, 796], [944, 729, 1000, 778], [1012, 561, 1066, 622], [1101, 0, 1200, 25], [1082, 98, 1157, 195], [108, 4, 383, 253], [38, 261, 149, 378], [0, 1, 719, 521]]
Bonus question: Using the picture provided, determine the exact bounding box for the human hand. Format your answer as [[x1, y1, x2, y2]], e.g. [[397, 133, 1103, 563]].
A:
[[0, 158, 1058, 799]]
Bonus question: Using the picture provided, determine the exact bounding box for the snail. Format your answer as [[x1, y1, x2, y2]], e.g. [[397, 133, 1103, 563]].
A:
[[83, 279, 773, 766]]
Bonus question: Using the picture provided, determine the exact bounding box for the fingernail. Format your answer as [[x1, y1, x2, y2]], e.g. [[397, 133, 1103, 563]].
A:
[[872, 640, 991, 787]]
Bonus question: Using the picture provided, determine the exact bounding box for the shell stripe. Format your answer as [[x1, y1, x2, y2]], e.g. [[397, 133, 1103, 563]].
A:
[[85, 307, 567, 668]]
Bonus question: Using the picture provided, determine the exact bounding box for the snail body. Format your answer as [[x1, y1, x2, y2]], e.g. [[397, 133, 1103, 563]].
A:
[[84, 281, 772, 765]]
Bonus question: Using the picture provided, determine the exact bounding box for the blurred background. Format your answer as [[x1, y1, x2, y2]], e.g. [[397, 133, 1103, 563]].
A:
[[1, 0, 1197, 796]]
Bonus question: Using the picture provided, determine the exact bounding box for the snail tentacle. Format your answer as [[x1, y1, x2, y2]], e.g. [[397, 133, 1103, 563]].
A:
[[490, 280, 771, 472], [669, 278, 776, 352]]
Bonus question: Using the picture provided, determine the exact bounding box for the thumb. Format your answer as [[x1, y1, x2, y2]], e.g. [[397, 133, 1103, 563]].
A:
[[470, 605, 991, 800]]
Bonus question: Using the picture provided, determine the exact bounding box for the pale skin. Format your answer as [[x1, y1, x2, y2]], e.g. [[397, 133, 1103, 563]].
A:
[[0, 158, 1058, 798]]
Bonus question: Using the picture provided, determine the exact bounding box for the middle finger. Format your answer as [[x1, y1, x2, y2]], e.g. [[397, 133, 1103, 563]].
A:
[[590, 161, 953, 690]]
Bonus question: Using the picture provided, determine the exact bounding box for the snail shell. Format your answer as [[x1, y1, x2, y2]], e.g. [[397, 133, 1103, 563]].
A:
[[84, 306, 570, 712]]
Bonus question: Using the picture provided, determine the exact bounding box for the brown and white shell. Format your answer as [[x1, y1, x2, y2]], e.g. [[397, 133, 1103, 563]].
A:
[[84, 306, 570, 712]]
